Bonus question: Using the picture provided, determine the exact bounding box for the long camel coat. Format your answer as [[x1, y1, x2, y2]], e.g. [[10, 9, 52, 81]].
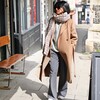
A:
[[39, 19, 78, 83]]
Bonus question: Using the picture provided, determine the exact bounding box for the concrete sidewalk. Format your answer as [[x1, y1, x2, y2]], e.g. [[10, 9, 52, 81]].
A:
[[0, 50, 91, 100]]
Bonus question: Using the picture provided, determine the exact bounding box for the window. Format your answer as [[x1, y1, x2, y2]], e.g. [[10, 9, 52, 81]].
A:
[[20, 0, 38, 31], [30, 0, 37, 25], [20, 0, 26, 31], [27, 0, 31, 29], [33, 0, 37, 24]]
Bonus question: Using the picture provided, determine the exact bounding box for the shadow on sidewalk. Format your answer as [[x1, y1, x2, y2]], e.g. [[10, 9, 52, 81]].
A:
[[0, 60, 48, 100]]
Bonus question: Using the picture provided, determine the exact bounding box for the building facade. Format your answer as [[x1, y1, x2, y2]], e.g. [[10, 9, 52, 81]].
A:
[[0, 0, 56, 62], [13, 0, 41, 55], [0, 0, 41, 63], [0, 0, 91, 62]]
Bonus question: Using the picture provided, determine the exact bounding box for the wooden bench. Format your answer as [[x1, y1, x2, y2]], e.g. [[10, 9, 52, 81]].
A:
[[0, 35, 26, 89]]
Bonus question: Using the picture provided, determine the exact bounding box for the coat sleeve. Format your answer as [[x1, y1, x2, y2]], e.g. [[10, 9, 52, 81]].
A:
[[70, 19, 78, 48], [70, 19, 78, 77]]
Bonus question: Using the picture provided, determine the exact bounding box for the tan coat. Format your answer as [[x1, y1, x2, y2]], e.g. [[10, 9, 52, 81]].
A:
[[39, 19, 78, 83]]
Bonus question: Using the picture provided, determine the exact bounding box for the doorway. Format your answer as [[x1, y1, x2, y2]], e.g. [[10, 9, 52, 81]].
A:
[[0, 0, 6, 61]]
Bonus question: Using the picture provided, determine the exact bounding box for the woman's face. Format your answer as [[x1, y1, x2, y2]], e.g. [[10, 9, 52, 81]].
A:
[[56, 7, 64, 15]]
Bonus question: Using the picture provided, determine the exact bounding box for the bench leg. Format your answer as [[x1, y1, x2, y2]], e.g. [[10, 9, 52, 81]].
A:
[[10, 58, 25, 75], [8, 69, 11, 87], [0, 86, 10, 90], [0, 69, 11, 90], [11, 58, 25, 75], [22, 58, 25, 73]]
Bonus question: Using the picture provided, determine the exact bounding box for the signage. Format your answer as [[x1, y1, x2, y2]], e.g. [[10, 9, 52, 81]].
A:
[[93, 5, 100, 24]]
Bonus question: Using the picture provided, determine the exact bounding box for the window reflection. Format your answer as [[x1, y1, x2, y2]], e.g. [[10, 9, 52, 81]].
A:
[[20, 0, 25, 31], [20, 0, 37, 31]]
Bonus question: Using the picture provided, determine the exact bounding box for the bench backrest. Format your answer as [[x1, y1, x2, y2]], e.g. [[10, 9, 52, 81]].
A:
[[0, 36, 10, 47]]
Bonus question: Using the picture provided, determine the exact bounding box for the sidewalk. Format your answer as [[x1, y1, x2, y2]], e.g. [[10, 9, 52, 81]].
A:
[[0, 50, 91, 100]]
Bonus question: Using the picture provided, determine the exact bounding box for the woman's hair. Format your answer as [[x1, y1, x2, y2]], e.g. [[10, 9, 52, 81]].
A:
[[54, 1, 70, 14]]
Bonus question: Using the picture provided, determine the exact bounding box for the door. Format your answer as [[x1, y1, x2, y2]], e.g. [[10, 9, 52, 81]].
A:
[[0, 0, 6, 61]]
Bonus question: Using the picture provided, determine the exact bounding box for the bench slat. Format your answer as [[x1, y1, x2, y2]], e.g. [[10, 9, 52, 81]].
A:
[[0, 54, 26, 69], [0, 36, 10, 47]]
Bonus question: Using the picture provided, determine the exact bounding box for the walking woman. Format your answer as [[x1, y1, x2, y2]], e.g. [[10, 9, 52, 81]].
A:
[[40, 1, 78, 100]]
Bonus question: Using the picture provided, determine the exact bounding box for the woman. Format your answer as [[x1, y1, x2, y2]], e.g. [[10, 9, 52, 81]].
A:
[[40, 1, 78, 100]]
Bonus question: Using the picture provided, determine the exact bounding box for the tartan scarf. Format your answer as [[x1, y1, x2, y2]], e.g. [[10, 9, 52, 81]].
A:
[[44, 12, 70, 55]]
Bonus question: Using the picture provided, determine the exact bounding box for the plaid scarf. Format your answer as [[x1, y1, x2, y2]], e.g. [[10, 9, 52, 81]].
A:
[[44, 12, 70, 55], [54, 12, 70, 23]]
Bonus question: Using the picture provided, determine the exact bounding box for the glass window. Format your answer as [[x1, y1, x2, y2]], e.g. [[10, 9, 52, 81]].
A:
[[20, 0, 26, 31], [33, 0, 37, 24], [44, 0, 49, 29], [20, 0, 38, 31], [27, 0, 38, 28], [27, 0, 31, 29], [30, 0, 37, 25]]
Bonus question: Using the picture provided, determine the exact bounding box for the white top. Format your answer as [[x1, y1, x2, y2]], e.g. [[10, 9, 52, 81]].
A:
[[52, 23, 61, 52]]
